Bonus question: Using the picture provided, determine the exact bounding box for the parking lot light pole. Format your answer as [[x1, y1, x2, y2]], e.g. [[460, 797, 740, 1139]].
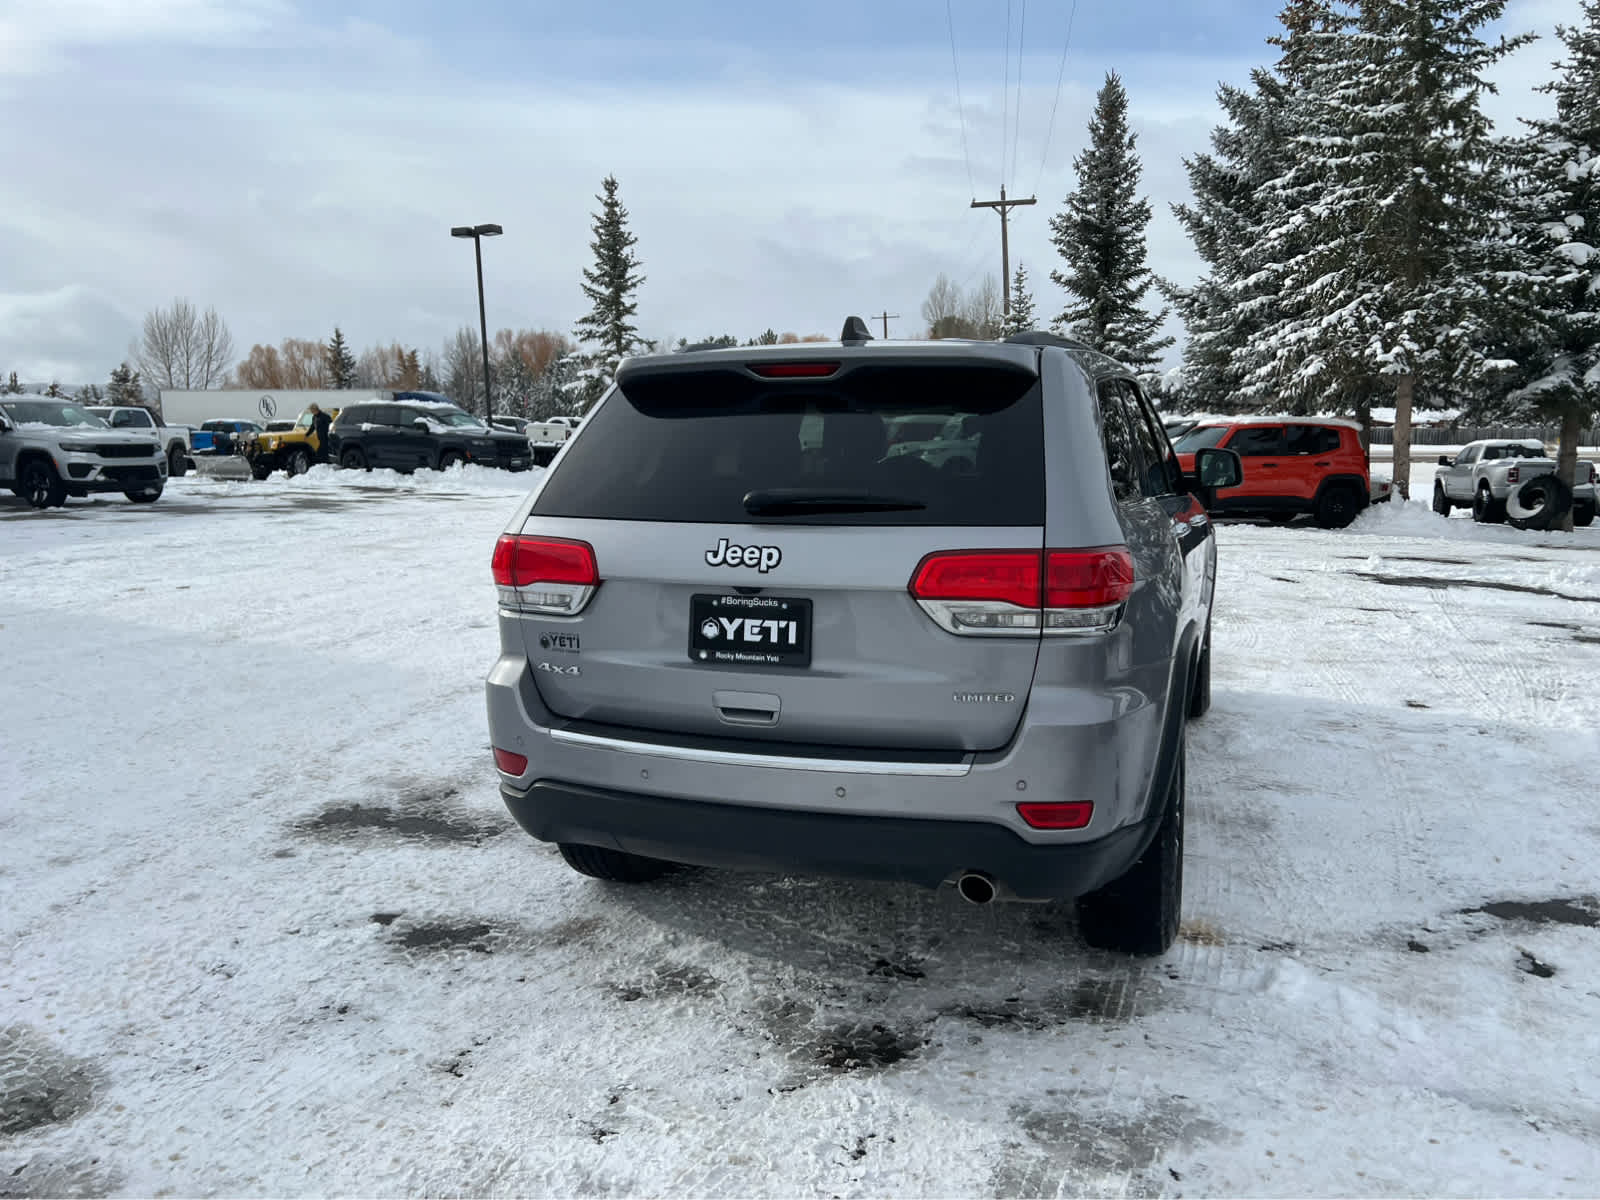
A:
[[451, 223, 502, 416]]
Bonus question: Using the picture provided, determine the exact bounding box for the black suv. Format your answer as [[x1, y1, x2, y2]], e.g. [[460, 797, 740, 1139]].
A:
[[330, 393, 530, 473]]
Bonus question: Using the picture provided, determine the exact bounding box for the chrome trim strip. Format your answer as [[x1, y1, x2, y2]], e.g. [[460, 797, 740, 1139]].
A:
[[548, 727, 972, 778]]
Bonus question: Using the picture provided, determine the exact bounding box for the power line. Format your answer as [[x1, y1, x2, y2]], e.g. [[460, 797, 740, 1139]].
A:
[[1001, 0, 1012, 192], [944, 0, 976, 200], [1010, 0, 1027, 190], [1034, 0, 1080, 200]]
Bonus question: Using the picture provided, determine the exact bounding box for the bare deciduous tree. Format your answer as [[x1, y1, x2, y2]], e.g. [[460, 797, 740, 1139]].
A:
[[963, 274, 1002, 340], [137, 298, 234, 389], [921, 273, 964, 335]]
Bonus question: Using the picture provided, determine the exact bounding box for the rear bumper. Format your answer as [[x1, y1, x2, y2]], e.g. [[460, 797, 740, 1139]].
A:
[[501, 778, 1155, 900]]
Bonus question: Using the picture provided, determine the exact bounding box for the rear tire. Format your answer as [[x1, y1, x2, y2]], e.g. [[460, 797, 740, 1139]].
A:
[[124, 485, 163, 503], [1076, 731, 1184, 956], [438, 450, 464, 471], [167, 444, 188, 477], [558, 842, 675, 883], [1575, 503, 1595, 529], [1432, 482, 1452, 516], [18, 458, 66, 509], [340, 447, 368, 471], [1313, 484, 1362, 529]]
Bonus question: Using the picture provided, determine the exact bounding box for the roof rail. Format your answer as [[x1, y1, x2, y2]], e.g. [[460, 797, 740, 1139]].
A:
[[1003, 330, 1095, 353]]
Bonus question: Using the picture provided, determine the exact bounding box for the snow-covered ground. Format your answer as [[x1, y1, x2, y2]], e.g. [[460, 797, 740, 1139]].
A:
[[3, 468, 1599, 1196]]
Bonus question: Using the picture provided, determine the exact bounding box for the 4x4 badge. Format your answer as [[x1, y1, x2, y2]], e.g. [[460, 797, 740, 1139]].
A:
[[705, 538, 781, 572]]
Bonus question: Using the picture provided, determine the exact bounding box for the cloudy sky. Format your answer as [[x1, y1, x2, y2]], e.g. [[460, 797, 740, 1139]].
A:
[[0, 0, 1582, 387]]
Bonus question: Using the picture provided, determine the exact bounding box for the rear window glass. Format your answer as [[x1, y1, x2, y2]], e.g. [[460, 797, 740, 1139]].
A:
[[533, 364, 1045, 526]]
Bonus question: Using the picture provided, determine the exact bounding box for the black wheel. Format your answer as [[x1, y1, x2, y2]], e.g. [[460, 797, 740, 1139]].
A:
[[250, 462, 273, 481], [286, 447, 313, 476], [1472, 484, 1506, 524], [167, 444, 188, 477], [1077, 731, 1184, 956], [558, 843, 675, 882], [1575, 503, 1595, 529], [124, 485, 163, 504], [1313, 485, 1362, 529], [1432, 482, 1452, 516], [340, 447, 368, 471], [438, 450, 464, 471], [18, 458, 66, 509], [1187, 627, 1212, 720]]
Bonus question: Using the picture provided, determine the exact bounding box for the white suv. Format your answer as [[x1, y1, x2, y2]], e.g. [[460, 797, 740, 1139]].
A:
[[0, 395, 167, 508]]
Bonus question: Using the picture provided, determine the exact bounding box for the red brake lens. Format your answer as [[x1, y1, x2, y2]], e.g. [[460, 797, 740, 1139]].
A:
[[491, 535, 598, 587], [1017, 801, 1094, 830], [910, 551, 1042, 609], [1045, 548, 1135, 608], [748, 362, 840, 379], [493, 747, 528, 775]]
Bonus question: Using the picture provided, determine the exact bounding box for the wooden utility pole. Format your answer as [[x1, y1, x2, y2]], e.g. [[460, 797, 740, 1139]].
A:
[[871, 311, 899, 339], [971, 186, 1036, 316]]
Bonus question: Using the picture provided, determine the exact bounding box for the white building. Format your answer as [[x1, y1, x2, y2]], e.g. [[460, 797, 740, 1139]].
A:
[[158, 389, 388, 427]]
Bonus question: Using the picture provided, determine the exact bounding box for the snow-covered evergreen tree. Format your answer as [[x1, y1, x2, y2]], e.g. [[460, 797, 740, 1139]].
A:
[[44, 381, 62, 397], [3, 372, 21, 394], [106, 362, 143, 406], [1247, 0, 1534, 496], [1048, 72, 1173, 371], [74, 383, 104, 405], [1501, 0, 1600, 529], [1170, 66, 1297, 414], [326, 327, 357, 389], [572, 174, 646, 408], [1001, 263, 1037, 337]]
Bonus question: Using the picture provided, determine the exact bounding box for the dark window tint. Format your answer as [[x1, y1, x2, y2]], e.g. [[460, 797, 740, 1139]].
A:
[[335, 406, 370, 426], [534, 364, 1044, 526], [369, 405, 405, 426], [1285, 425, 1341, 455], [1173, 425, 1229, 452], [1096, 382, 1142, 503], [1122, 382, 1176, 497], [1227, 426, 1286, 456]]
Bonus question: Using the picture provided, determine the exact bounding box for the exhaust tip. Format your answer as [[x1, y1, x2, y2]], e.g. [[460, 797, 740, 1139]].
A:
[[956, 871, 997, 905]]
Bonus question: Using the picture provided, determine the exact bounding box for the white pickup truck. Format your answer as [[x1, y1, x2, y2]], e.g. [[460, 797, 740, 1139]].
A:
[[88, 405, 193, 477], [525, 415, 582, 465], [1433, 439, 1597, 527]]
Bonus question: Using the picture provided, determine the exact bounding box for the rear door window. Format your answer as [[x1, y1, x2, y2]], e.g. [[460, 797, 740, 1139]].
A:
[[533, 363, 1044, 526], [1286, 425, 1340, 455], [1096, 381, 1143, 503], [1227, 426, 1287, 456]]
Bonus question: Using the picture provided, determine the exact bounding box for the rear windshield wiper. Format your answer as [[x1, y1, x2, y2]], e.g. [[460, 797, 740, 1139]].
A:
[[742, 488, 928, 516]]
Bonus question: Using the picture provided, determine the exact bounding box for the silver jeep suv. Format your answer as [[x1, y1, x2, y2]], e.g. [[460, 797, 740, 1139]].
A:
[[1, 396, 167, 508], [484, 322, 1242, 955]]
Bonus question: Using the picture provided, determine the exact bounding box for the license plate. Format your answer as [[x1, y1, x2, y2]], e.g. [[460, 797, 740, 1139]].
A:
[[690, 594, 812, 668]]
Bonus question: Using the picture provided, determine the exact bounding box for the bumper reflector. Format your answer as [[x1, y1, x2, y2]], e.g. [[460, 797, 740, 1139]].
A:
[[493, 747, 528, 775], [1016, 801, 1094, 830]]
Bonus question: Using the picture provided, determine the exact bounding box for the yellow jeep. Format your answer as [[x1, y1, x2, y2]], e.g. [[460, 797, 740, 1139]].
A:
[[244, 409, 339, 479]]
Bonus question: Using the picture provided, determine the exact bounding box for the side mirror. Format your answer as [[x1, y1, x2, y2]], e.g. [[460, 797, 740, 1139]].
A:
[[1195, 446, 1243, 490], [1437, 455, 1453, 467], [412, 418, 429, 431]]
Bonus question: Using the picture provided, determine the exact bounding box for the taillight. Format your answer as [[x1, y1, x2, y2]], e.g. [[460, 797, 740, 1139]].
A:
[[1017, 801, 1094, 830], [492, 534, 598, 615], [909, 547, 1132, 637], [1506, 466, 1520, 484]]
